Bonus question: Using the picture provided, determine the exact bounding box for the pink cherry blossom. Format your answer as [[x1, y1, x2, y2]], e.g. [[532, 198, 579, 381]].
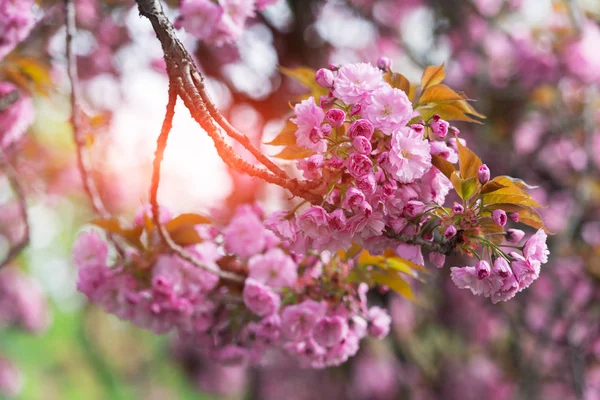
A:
[[333, 62, 383, 104], [247, 248, 297, 289], [243, 279, 281, 316], [291, 97, 326, 152], [364, 86, 413, 135], [388, 128, 432, 183], [523, 228, 549, 264]]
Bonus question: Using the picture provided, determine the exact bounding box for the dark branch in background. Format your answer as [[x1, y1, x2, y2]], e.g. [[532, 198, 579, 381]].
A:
[[385, 229, 458, 256], [149, 83, 244, 282], [135, 0, 323, 204], [0, 90, 19, 113], [65, 0, 111, 219], [0, 148, 30, 269]]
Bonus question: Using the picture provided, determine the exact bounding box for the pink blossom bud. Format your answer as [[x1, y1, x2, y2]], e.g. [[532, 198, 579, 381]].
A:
[[476, 260, 491, 280], [348, 119, 374, 140], [376, 56, 391, 71], [325, 108, 346, 127], [506, 228, 525, 243], [367, 306, 391, 339], [309, 127, 324, 143], [404, 200, 425, 217], [444, 225, 457, 239], [478, 164, 490, 184], [312, 316, 349, 347], [327, 156, 344, 169], [350, 104, 362, 116], [315, 68, 334, 88], [430, 118, 450, 139], [492, 209, 507, 227], [344, 187, 366, 210], [321, 124, 332, 137], [411, 123, 425, 134], [452, 203, 464, 214], [429, 252, 446, 268], [432, 114, 441, 122], [493, 257, 512, 278], [352, 136, 372, 155], [329, 209, 347, 231], [356, 174, 377, 195], [509, 212, 519, 222], [347, 153, 373, 178], [243, 279, 281, 317], [377, 151, 390, 167], [320, 93, 336, 108]]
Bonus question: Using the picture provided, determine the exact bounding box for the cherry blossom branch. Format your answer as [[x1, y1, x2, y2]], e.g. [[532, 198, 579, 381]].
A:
[[135, 0, 323, 204], [384, 229, 458, 256], [149, 82, 244, 283], [65, 0, 110, 219], [0, 149, 30, 269]]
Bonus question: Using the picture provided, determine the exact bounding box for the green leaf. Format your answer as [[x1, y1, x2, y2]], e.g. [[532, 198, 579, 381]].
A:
[[461, 177, 478, 200]]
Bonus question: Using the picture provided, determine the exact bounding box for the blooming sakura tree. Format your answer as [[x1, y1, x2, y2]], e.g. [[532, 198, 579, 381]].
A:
[[62, 0, 550, 369], [0, 0, 553, 374]]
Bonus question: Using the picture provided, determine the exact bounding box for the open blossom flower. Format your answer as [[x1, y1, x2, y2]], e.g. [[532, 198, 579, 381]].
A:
[[243, 279, 281, 316], [367, 306, 391, 339], [223, 206, 268, 258], [333, 62, 383, 104], [388, 128, 432, 183], [523, 228, 549, 264], [281, 300, 325, 341], [312, 316, 348, 347], [363, 86, 413, 135], [298, 206, 330, 239], [510, 254, 541, 291], [450, 266, 503, 297], [291, 97, 326, 152], [247, 248, 297, 289]]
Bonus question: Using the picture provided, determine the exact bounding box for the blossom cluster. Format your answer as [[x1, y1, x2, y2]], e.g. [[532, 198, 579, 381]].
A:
[[0, 0, 36, 61], [175, 0, 282, 46], [289, 62, 456, 256], [74, 204, 392, 368]]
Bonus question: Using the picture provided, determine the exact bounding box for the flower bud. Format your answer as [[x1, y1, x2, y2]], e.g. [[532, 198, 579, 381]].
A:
[[348, 119, 374, 140], [376, 56, 391, 71], [509, 212, 519, 222], [315, 68, 334, 88], [452, 203, 464, 214], [430, 118, 450, 139], [506, 228, 525, 243], [325, 108, 346, 127], [350, 104, 362, 116], [444, 225, 457, 239], [492, 209, 507, 227], [492, 257, 511, 278], [478, 164, 490, 184], [429, 252, 446, 268], [320, 123, 332, 137], [367, 306, 391, 339], [476, 260, 491, 280], [352, 136, 372, 155]]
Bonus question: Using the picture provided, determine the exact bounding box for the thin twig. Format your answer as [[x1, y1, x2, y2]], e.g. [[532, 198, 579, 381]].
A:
[[0, 149, 30, 269], [149, 82, 244, 283], [65, 0, 110, 219]]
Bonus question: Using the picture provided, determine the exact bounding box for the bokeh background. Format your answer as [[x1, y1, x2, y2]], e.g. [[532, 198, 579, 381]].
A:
[[1, 0, 599, 398]]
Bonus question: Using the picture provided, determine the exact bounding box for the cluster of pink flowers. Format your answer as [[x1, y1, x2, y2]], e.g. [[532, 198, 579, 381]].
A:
[[175, 0, 282, 46], [0, 0, 36, 60], [74, 204, 392, 368], [289, 62, 457, 256], [450, 228, 549, 303]]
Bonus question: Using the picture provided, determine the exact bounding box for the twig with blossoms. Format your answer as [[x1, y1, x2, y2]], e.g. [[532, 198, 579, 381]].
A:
[[0, 148, 29, 269]]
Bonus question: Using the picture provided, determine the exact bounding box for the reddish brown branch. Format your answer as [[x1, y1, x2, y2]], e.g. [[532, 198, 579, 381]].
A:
[[135, 0, 323, 204], [65, 0, 110, 219]]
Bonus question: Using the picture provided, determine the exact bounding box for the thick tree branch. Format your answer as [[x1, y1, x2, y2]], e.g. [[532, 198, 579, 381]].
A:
[[149, 83, 244, 283], [135, 0, 323, 204], [384, 228, 458, 256], [65, 0, 110, 219], [0, 149, 30, 269]]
